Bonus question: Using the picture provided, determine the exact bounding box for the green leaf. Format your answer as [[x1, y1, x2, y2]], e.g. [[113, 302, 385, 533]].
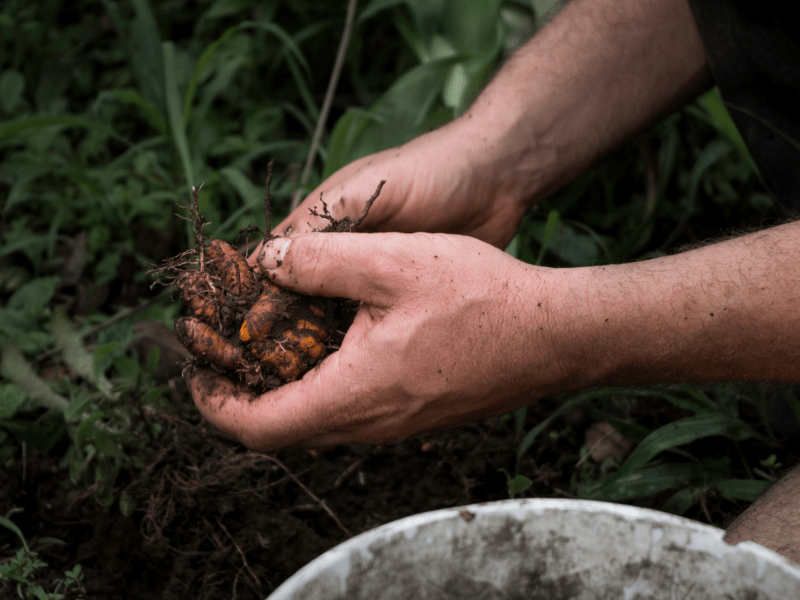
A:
[[0, 69, 25, 114], [0, 383, 28, 419], [509, 474, 532, 497], [443, 0, 502, 55], [716, 479, 771, 502], [535, 209, 559, 266], [129, 0, 165, 110], [0, 340, 69, 414], [661, 486, 704, 516], [64, 395, 94, 423], [688, 138, 732, 205], [93, 429, 123, 457], [325, 109, 381, 177], [616, 414, 755, 476], [239, 20, 311, 77], [589, 411, 650, 444], [220, 166, 262, 208], [183, 26, 238, 127], [0, 516, 28, 552], [35, 537, 66, 547], [324, 56, 462, 176], [162, 41, 193, 190], [497, 468, 532, 498], [517, 390, 606, 462], [655, 386, 717, 415], [51, 307, 115, 399], [1, 413, 67, 452], [141, 386, 168, 406], [113, 355, 142, 382], [93, 342, 122, 377], [585, 414, 758, 499], [7, 276, 58, 317], [700, 87, 757, 174], [531, 0, 560, 22], [75, 412, 105, 448], [119, 491, 138, 517], [0, 114, 92, 144], [103, 89, 168, 135], [204, 0, 251, 19], [284, 52, 319, 123], [146, 346, 161, 375], [581, 463, 702, 502]]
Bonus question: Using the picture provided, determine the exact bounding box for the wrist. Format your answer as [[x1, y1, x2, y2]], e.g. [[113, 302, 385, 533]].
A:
[[548, 223, 800, 389]]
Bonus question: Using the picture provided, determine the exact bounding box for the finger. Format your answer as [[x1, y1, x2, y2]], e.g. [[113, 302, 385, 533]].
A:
[[185, 366, 259, 440], [188, 334, 400, 451], [255, 231, 422, 306], [186, 366, 339, 450], [274, 163, 393, 236], [184, 357, 333, 451]]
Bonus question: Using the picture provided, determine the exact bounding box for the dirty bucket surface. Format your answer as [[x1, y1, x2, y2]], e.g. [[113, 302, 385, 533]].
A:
[[267, 498, 800, 599]]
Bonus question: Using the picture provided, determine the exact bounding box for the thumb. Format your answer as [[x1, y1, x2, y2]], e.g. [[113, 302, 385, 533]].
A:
[[256, 232, 411, 305]]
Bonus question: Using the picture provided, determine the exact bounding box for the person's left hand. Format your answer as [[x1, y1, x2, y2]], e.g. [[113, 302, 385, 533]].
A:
[[186, 231, 575, 450]]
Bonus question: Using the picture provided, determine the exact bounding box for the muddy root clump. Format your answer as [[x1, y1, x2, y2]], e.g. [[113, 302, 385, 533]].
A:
[[150, 166, 384, 392]]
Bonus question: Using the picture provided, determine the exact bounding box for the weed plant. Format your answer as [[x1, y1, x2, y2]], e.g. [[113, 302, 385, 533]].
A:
[[1, 0, 797, 595]]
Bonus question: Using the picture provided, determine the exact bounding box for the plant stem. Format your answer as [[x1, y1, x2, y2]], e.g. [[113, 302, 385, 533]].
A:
[[291, 0, 358, 210]]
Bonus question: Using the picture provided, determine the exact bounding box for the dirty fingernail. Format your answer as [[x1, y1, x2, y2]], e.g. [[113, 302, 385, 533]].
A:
[[259, 238, 292, 271]]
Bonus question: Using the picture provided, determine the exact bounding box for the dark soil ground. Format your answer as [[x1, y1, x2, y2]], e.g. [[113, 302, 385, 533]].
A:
[[1, 377, 759, 600]]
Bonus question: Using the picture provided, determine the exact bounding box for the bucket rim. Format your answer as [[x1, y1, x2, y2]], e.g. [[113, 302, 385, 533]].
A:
[[267, 498, 800, 599]]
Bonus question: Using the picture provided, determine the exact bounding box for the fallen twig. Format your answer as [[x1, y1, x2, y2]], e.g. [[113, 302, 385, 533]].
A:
[[263, 454, 353, 537], [334, 459, 363, 488], [216, 516, 261, 588]]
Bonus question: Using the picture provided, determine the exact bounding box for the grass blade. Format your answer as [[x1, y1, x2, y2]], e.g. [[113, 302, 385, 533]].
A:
[[661, 486, 705, 516], [618, 414, 755, 475], [535, 209, 560, 265], [162, 41, 194, 191], [183, 26, 238, 127], [128, 0, 165, 109], [516, 390, 608, 463], [102, 90, 168, 136], [0, 516, 29, 552], [240, 20, 311, 77], [0, 115, 91, 144], [700, 87, 758, 173], [285, 52, 320, 123], [580, 462, 703, 502], [716, 478, 771, 502], [584, 413, 758, 499]]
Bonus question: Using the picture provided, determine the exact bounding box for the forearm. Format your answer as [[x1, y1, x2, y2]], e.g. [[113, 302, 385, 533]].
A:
[[450, 0, 711, 208], [549, 221, 800, 389]]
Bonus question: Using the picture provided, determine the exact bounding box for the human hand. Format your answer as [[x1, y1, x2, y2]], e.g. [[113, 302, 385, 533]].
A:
[[187, 231, 575, 450], [275, 123, 531, 249]]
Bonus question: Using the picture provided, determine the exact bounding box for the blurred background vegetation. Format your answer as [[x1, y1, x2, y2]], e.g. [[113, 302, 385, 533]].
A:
[[1, 0, 798, 597]]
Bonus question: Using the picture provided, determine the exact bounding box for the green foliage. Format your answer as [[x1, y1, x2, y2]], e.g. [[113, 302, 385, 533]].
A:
[[512, 383, 789, 521], [0, 0, 791, 562], [325, 0, 536, 176], [498, 468, 533, 499], [0, 517, 85, 600]]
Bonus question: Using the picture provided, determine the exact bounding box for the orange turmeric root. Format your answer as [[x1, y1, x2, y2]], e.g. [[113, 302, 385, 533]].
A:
[[175, 316, 246, 372], [205, 239, 256, 295]]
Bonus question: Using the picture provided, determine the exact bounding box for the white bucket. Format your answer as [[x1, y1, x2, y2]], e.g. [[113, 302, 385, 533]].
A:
[[267, 498, 800, 599]]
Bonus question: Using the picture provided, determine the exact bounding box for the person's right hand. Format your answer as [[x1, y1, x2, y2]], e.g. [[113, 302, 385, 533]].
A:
[[276, 122, 531, 249]]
